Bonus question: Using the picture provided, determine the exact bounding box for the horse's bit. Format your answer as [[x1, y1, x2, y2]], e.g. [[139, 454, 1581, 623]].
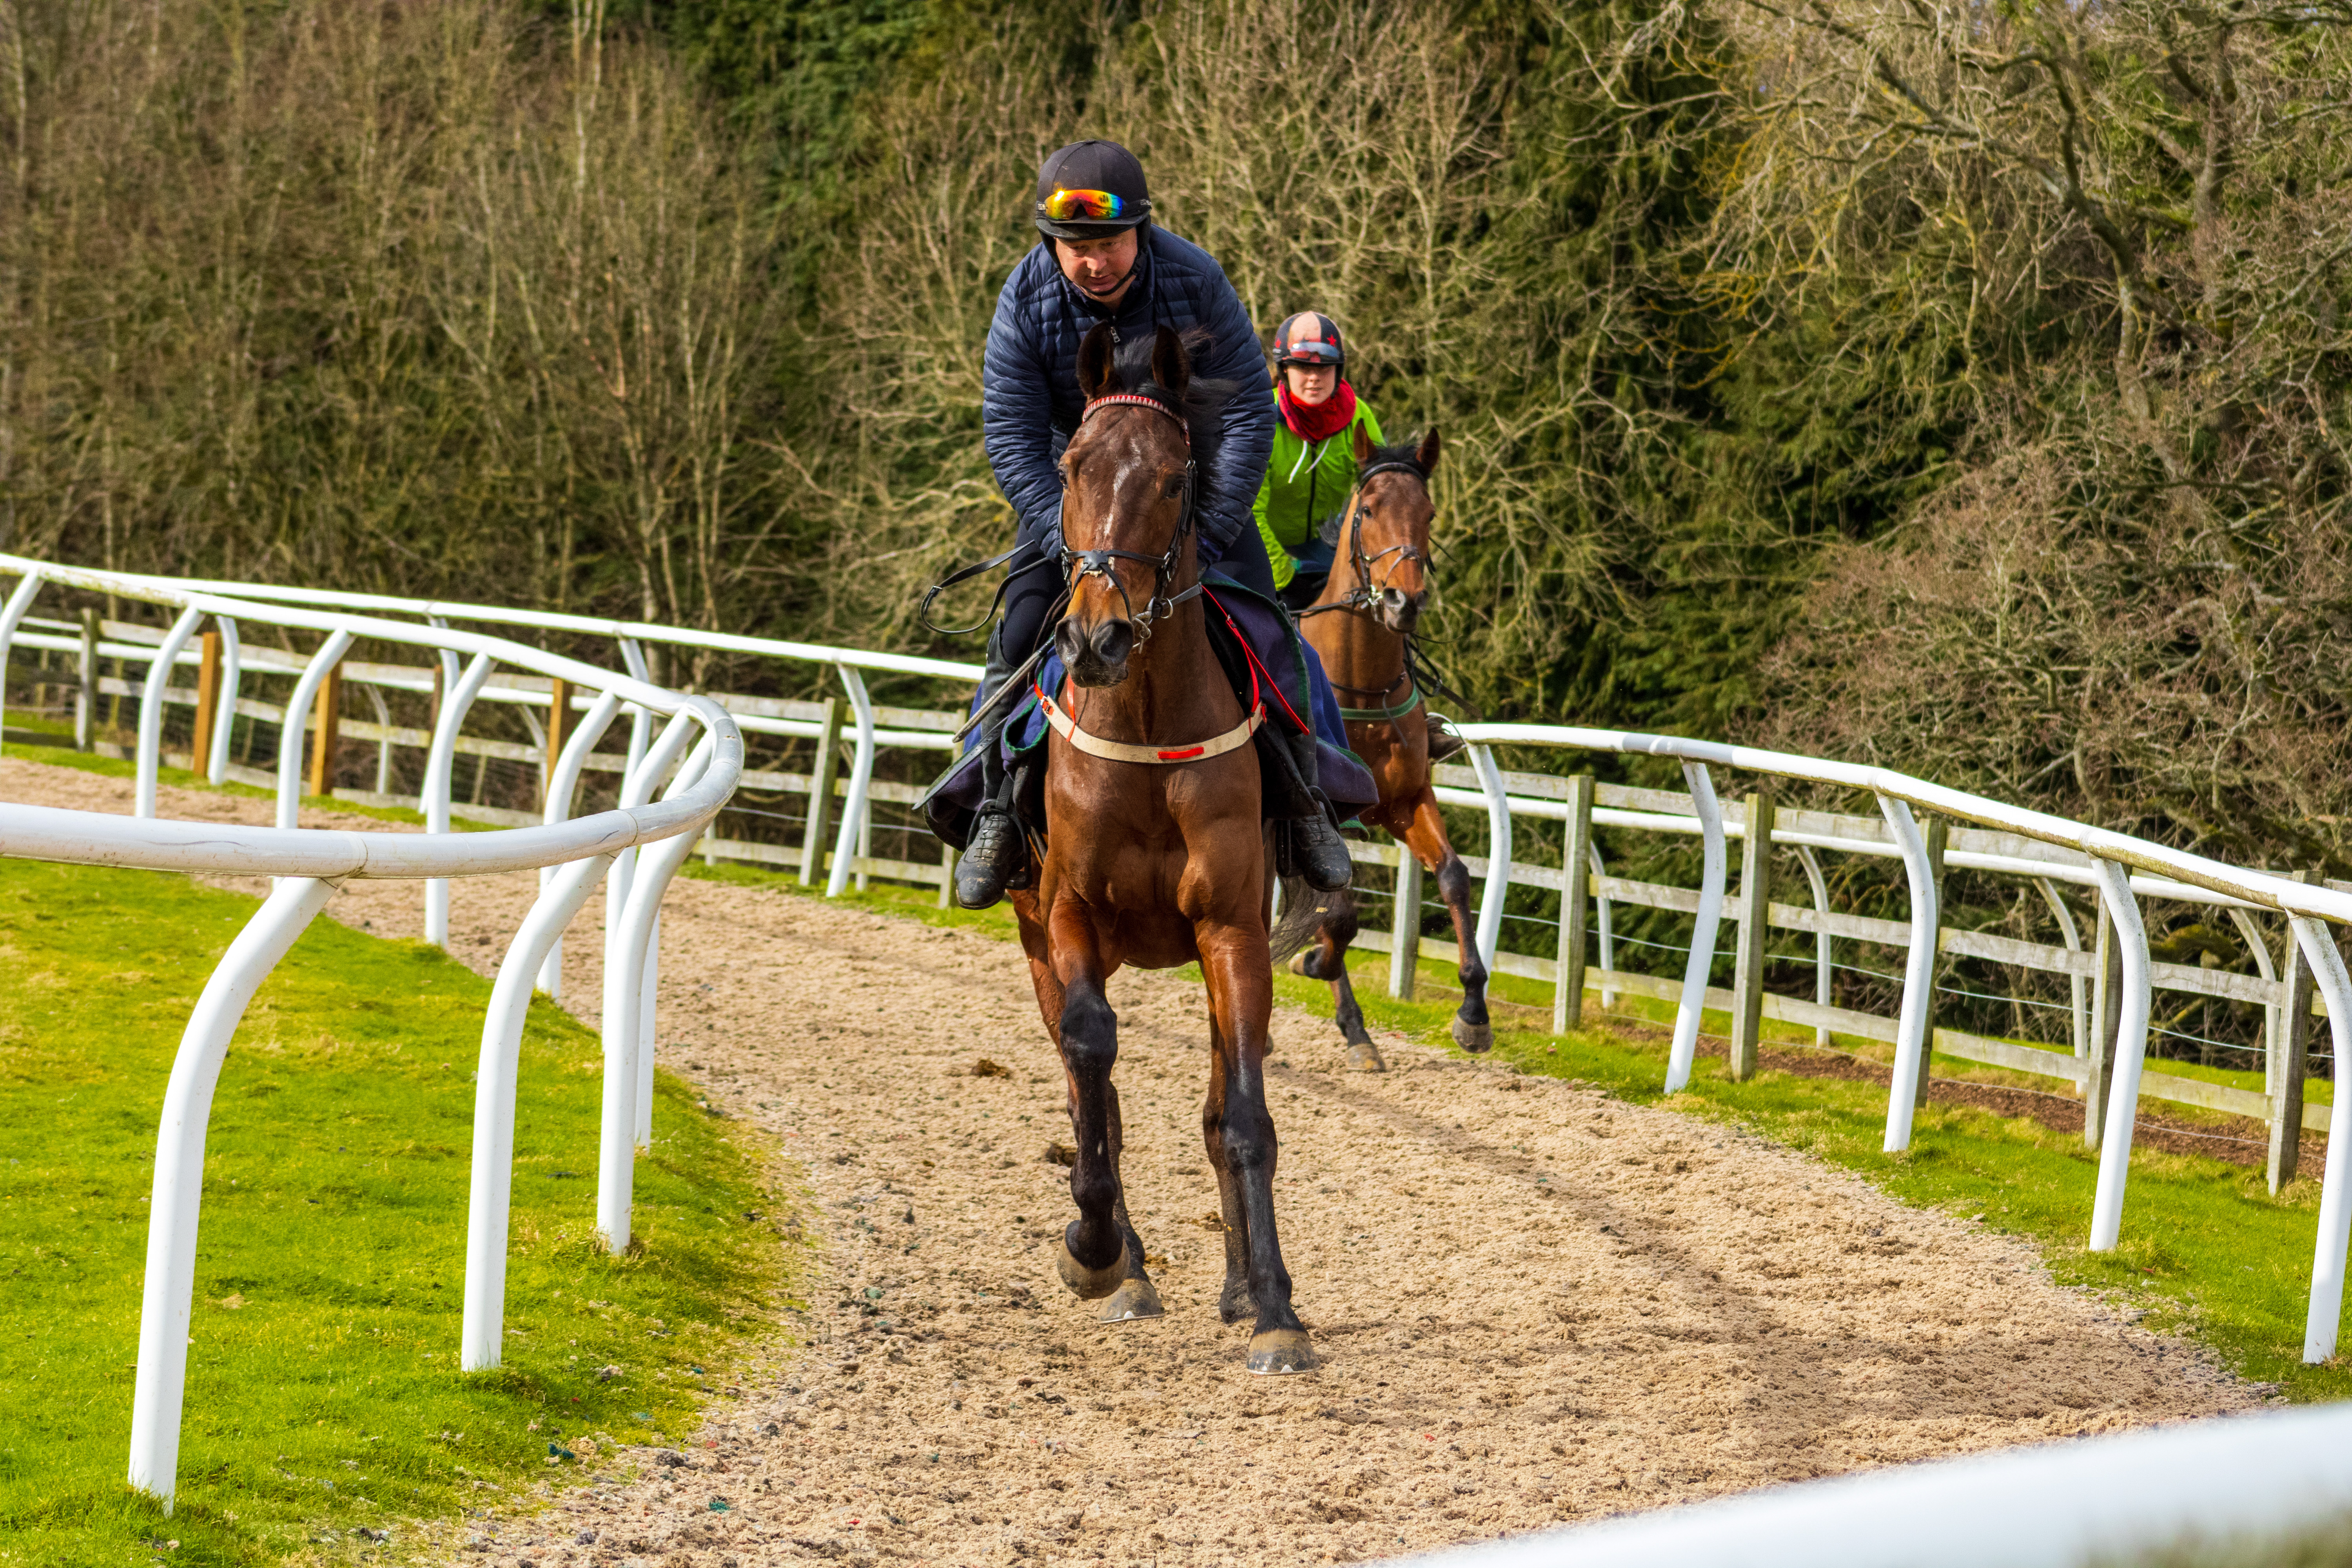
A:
[[1058, 390, 1202, 645]]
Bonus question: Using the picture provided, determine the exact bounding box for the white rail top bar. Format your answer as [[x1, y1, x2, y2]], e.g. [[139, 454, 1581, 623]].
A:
[[0, 561, 744, 874], [85, 563, 987, 682], [1396, 1404, 2352, 1568], [1458, 722, 2352, 930]]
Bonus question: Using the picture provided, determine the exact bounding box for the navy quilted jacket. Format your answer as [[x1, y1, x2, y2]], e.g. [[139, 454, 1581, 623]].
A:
[[982, 227, 1273, 561]]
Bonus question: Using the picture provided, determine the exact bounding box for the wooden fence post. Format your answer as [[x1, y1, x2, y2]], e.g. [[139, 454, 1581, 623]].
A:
[[1730, 790, 1776, 1081], [544, 677, 575, 812], [1913, 816, 1949, 1109], [2086, 896, 2126, 1149], [799, 695, 845, 886], [1557, 774, 1595, 1033], [76, 609, 97, 751], [307, 654, 343, 799], [2270, 869, 2323, 1194], [190, 629, 222, 773], [1389, 850, 1423, 1000]]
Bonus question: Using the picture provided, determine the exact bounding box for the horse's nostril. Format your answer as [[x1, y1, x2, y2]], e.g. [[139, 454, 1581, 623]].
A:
[[1055, 618, 1088, 668], [1092, 619, 1134, 668]]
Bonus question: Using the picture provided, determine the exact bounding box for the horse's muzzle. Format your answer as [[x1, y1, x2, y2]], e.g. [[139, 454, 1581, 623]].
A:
[[1056, 615, 1135, 688], [1376, 588, 1426, 635]]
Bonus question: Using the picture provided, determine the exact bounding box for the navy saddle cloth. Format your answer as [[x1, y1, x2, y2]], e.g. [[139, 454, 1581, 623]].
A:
[[921, 570, 1376, 853]]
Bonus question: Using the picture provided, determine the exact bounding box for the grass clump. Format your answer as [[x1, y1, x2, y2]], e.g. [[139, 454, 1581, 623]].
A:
[[0, 858, 800, 1567]]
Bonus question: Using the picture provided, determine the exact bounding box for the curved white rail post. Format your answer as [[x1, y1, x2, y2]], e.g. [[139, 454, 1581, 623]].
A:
[[604, 639, 656, 1014], [134, 606, 207, 819], [2089, 857, 2155, 1250], [636, 740, 720, 1148], [362, 684, 394, 795], [205, 617, 240, 785], [2296, 915, 2352, 1361], [422, 651, 495, 947], [2228, 907, 2283, 1094], [1662, 762, 1726, 1093], [1794, 844, 1833, 1045], [1588, 842, 1616, 1008], [127, 874, 339, 1510], [537, 690, 624, 998], [0, 570, 47, 744], [1877, 795, 1941, 1152], [598, 724, 718, 1251], [1467, 743, 1512, 967], [461, 850, 619, 1372], [273, 629, 356, 829], [2038, 877, 2090, 1060], [826, 663, 877, 898]]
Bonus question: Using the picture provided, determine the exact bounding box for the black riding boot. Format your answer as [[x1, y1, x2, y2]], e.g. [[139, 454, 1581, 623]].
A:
[[1426, 710, 1466, 764], [1260, 724, 1353, 892], [953, 631, 1033, 910]]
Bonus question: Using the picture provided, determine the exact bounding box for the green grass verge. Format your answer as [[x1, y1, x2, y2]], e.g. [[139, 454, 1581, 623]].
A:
[[0, 857, 802, 1568], [679, 853, 2352, 1404]]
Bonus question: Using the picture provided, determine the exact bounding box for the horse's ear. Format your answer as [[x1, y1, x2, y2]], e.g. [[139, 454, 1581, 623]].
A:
[[1416, 426, 1442, 476], [1149, 324, 1191, 397], [1078, 323, 1118, 401], [1351, 425, 1375, 465]]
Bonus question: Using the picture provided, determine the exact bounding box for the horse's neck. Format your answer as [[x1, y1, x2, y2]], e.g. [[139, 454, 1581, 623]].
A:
[[1067, 603, 1235, 742], [1313, 568, 1405, 692]]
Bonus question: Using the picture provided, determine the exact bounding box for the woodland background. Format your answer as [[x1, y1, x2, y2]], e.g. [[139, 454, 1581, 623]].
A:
[[7, 0, 2352, 880]]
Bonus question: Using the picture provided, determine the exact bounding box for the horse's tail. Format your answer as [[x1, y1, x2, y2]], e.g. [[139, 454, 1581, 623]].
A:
[[1267, 874, 1335, 966]]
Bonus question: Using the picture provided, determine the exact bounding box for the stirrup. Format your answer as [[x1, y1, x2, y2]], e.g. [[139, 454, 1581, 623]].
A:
[[955, 806, 1032, 908], [1426, 711, 1467, 764]]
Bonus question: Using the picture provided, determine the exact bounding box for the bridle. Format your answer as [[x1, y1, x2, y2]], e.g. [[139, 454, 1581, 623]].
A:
[[1057, 390, 1202, 646], [1297, 458, 1430, 624]]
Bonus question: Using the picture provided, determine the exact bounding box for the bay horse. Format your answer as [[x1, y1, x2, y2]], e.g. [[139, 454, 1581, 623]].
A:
[[1006, 321, 1314, 1376], [1293, 428, 1492, 1070]]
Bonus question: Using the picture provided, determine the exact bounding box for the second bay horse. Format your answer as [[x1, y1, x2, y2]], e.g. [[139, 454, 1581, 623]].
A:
[[1293, 428, 1492, 1069]]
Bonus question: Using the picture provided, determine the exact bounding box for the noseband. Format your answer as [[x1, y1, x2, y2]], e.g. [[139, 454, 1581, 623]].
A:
[[1059, 391, 1202, 645]]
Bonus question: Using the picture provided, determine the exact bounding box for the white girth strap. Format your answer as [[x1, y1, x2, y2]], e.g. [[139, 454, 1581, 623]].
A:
[[1035, 688, 1265, 765]]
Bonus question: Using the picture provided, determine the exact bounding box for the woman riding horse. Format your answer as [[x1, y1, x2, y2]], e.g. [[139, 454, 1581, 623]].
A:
[[956, 140, 1353, 909], [1252, 310, 1461, 766]]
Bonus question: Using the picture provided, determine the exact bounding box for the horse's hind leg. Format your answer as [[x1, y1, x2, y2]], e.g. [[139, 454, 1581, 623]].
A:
[[1200, 926, 1312, 1374], [1291, 887, 1383, 1071], [1401, 786, 1492, 1053]]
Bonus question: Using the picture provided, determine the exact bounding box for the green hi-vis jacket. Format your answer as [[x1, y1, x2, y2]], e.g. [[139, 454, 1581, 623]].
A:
[[1251, 387, 1385, 589]]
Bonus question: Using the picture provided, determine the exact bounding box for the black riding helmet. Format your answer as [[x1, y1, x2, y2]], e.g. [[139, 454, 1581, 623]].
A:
[[1272, 311, 1345, 370], [1034, 140, 1153, 241]]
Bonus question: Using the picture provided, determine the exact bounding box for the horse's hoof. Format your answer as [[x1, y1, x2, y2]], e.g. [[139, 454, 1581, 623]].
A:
[[1218, 1283, 1256, 1326], [1057, 1238, 1127, 1301], [1099, 1274, 1165, 1324], [1452, 1016, 1494, 1054], [1288, 949, 1314, 977], [1245, 1328, 1315, 1376], [1345, 1040, 1388, 1072]]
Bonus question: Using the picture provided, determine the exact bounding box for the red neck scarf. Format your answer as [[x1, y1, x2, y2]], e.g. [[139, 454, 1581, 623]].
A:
[[1278, 378, 1357, 444]]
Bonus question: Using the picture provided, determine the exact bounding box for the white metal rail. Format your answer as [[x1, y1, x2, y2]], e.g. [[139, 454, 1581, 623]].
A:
[[1397, 1402, 2352, 1568], [0, 561, 743, 1514]]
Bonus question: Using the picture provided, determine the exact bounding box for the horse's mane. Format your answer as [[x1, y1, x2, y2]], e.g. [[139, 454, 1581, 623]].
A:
[[1361, 436, 1427, 478], [1106, 328, 1238, 450]]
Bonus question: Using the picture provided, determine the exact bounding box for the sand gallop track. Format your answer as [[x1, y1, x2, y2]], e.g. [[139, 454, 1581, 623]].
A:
[[4, 759, 2255, 1566]]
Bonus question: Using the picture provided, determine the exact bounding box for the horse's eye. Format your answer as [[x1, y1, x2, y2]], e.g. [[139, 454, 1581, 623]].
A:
[[1161, 474, 1185, 498]]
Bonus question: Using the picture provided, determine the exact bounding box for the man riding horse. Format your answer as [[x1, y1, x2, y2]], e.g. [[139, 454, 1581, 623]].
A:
[[953, 139, 1356, 909]]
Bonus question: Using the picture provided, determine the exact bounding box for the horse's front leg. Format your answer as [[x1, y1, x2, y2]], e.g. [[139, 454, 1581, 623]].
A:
[[1045, 898, 1129, 1300], [1398, 784, 1492, 1052], [1198, 921, 1311, 1374], [1292, 885, 1383, 1071]]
